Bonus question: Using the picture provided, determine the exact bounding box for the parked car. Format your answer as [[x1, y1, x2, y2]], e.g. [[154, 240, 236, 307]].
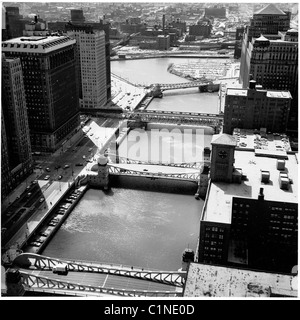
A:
[[58, 175, 63, 180], [44, 175, 50, 180], [46, 168, 51, 172], [64, 164, 70, 169]]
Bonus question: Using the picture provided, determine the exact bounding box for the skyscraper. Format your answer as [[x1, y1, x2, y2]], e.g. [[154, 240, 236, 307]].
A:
[[239, 4, 297, 133], [2, 23, 80, 153], [1, 56, 32, 199], [67, 25, 108, 109], [48, 9, 112, 108]]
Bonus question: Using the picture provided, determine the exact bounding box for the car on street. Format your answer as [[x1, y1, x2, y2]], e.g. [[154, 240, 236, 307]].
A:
[[76, 163, 84, 166], [44, 175, 50, 180], [39, 197, 45, 203], [64, 164, 70, 169]]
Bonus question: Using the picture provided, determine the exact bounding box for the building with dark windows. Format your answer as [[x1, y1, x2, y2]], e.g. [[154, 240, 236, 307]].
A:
[[239, 32, 298, 133], [2, 24, 80, 153], [157, 34, 170, 50], [239, 4, 297, 133], [246, 4, 291, 44], [233, 26, 245, 59], [2, 6, 46, 41], [223, 82, 292, 134], [197, 133, 298, 274], [189, 19, 212, 38], [1, 56, 33, 199]]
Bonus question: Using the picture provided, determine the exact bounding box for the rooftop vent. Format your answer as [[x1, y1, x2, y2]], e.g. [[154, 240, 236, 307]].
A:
[[279, 172, 289, 190], [277, 159, 285, 170], [261, 170, 270, 183]]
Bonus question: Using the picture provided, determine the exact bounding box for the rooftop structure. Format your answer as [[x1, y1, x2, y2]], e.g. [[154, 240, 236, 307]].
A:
[[184, 263, 298, 297], [2, 35, 76, 53]]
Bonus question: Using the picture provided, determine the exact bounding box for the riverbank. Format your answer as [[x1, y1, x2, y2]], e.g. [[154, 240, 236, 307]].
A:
[[111, 53, 232, 61]]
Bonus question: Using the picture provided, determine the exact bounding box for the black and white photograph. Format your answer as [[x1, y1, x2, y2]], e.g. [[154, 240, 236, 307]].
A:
[[0, 0, 298, 305]]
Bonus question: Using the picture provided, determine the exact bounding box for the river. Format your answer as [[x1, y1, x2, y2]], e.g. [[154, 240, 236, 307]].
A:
[[42, 57, 217, 271], [111, 57, 223, 114]]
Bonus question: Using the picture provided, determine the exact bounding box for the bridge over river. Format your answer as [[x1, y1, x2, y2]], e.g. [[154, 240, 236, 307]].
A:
[[11, 253, 185, 297]]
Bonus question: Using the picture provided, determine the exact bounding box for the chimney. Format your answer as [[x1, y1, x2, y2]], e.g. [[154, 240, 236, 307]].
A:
[[258, 187, 264, 200], [249, 80, 256, 90]]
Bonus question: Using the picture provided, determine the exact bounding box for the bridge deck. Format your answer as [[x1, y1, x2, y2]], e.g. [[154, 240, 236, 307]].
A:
[[109, 163, 200, 175], [20, 268, 180, 297]]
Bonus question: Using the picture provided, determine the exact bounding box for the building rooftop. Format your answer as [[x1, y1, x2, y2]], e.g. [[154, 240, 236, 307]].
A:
[[211, 133, 237, 146], [184, 263, 298, 297], [203, 142, 297, 224], [2, 36, 76, 54], [226, 88, 292, 98], [254, 4, 287, 16], [232, 129, 292, 152]]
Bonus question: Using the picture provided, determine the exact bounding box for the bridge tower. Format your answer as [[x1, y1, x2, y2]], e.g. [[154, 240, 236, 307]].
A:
[[98, 155, 109, 190], [195, 147, 211, 199], [151, 84, 163, 98], [4, 269, 25, 296], [210, 134, 236, 183], [181, 248, 195, 271]]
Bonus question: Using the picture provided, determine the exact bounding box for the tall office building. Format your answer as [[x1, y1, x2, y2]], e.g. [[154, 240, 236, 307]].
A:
[[246, 4, 291, 43], [239, 4, 297, 133], [197, 133, 298, 274], [2, 23, 80, 153], [67, 25, 108, 109], [49, 9, 112, 107], [223, 82, 292, 134], [1, 56, 33, 199]]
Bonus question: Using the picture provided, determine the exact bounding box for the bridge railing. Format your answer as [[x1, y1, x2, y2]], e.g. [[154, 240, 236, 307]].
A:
[[14, 253, 186, 287], [20, 271, 182, 297]]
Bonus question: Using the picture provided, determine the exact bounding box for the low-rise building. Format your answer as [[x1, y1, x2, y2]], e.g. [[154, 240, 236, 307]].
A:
[[197, 133, 298, 274], [223, 82, 292, 135]]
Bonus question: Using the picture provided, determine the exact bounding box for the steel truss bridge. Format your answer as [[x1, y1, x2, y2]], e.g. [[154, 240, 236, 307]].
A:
[[106, 153, 204, 169], [12, 253, 185, 297], [125, 110, 223, 127], [150, 80, 212, 91], [108, 165, 200, 182]]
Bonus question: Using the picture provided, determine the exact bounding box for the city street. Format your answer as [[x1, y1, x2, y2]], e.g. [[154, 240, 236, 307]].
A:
[[1, 116, 124, 251]]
